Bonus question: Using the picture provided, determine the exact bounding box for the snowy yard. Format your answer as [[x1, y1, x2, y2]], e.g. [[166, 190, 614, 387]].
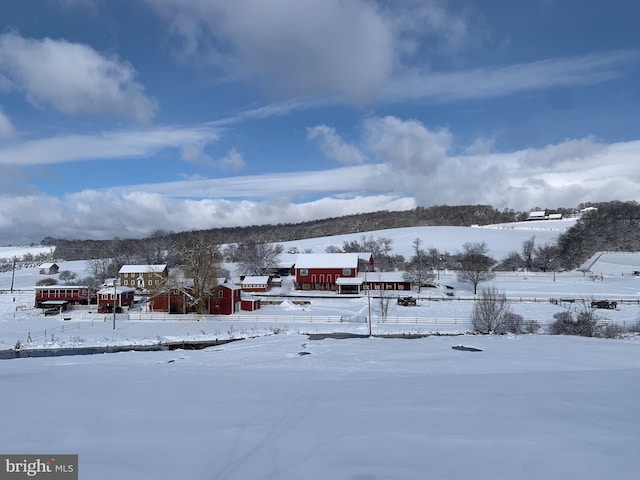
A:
[[0, 334, 638, 480]]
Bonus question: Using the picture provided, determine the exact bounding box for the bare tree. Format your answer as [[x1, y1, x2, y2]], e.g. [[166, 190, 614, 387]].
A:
[[176, 234, 222, 314], [86, 258, 114, 283], [456, 241, 495, 294], [235, 241, 283, 276], [341, 235, 401, 271], [141, 229, 173, 265], [522, 236, 535, 270], [403, 238, 435, 293], [471, 287, 511, 333], [58, 270, 77, 285]]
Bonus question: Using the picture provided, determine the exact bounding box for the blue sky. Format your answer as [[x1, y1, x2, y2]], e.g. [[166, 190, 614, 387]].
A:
[[0, 0, 638, 245]]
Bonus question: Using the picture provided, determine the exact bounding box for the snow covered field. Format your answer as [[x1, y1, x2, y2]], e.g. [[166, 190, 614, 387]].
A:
[[1, 221, 640, 479], [1, 334, 638, 479]]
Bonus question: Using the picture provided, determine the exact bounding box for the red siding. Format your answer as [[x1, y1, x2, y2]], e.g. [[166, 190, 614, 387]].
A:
[[34, 287, 95, 307], [295, 267, 357, 290]]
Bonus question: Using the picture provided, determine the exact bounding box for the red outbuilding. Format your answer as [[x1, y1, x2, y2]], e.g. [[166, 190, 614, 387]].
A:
[[294, 253, 373, 291], [34, 285, 96, 308], [149, 283, 243, 315], [210, 283, 242, 315], [97, 286, 136, 313]]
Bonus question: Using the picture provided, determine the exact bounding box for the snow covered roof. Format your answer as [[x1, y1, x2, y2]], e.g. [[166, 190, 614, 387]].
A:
[[295, 253, 360, 269], [34, 285, 92, 290], [335, 277, 364, 285], [276, 253, 298, 267], [38, 262, 58, 269], [119, 264, 167, 274], [241, 276, 270, 285], [528, 210, 547, 218], [218, 282, 241, 291], [359, 271, 408, 282], [358, 252, 373, 262], [98, 286, 136, 294]]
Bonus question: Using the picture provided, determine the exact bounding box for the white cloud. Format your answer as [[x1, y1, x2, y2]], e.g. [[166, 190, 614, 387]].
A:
[[179, 145, 245, 171], [464, 136, 496, 155], [0, 33, 157, 123], [0, 109, 15, 139], [1, 108, 639, 244], [220, 148, 245, 171], [390, 0, 477, 56], [145, 0, 396, 101], [141, 1, 639, 105], [307, 125, 366, 164], [115, 164, 384, 199], [0, 189, 413, 244], [0, 126, 219, 166], [363, 115, 453, 171], [179, 144, 216, 167], [518, 136, 607, 170], [1, 138, 639, 244], [383, 50, 640, 103]]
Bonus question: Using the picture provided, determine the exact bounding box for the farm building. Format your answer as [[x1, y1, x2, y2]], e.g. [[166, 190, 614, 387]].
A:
[[34, 285, 96, 308], [149, 288, 193, 314], [119, 264, 169, 290], [240, 297, 261, 312], [294, 253, 374, 291], [97, 286, 136, 313], [240, 275, 271, 292], [38, 262, 59, 275], [210, 283, 242, 315], [273, 254, 297, 276], [364, 271, 412, 291], [526, 210, 563, 221], [335, 271, 411, 294], [149, 283, 245, 315]]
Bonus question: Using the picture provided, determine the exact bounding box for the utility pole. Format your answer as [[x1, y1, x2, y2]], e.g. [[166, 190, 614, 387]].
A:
[[113, 278, 117, 330], [366, 272, 372, 337], [10, 257, 16, 293]]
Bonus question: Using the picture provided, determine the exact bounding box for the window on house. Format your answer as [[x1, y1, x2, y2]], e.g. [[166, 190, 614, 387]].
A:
[[343, 268, 351, 275], [300, 268, 308, 276]]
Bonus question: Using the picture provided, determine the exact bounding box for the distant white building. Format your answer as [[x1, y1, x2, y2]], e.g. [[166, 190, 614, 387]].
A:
[[38, 262, 59, 275]]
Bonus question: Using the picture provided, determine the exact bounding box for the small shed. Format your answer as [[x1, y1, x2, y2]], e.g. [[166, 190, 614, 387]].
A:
[[40, 300, 68, 315], [241, 298, 261, 311], [39, 262, 59, 275]]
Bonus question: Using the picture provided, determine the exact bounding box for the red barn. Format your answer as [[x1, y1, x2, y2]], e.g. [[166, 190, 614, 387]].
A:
[[150, 283, 242, 315], [149, 289, 194, 314], [210, 283, 242, 315], [294, 253, 373, 291], [97, 286, 136, 313], [34, 285, 96, 308]]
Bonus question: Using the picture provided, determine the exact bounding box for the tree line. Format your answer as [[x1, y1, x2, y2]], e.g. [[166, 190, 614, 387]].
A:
[[24, 201, 640, 293]]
